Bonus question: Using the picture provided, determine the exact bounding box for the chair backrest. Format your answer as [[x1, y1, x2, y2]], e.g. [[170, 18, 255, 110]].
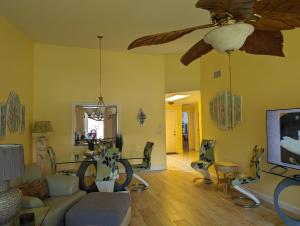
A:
[[96, 148, 120, 182], [115, 134, 123, 152], [199, 140, 216, 163], [46, 146, 57, 174], [249, 145, 264, 180], [142, 142, 154, 169]]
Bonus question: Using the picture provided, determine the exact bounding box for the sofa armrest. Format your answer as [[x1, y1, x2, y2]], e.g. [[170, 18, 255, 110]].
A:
[[47, 175, 79, 197], [22, 196, 44, 209]]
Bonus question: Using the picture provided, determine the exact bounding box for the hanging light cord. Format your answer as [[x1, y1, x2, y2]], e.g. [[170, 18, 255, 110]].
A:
[[98, 36, 103, 100], [227, 51, 233, 129], [228, 51, 232, 96]]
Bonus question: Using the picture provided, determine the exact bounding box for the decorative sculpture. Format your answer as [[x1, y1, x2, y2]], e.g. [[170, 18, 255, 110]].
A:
[[137, 108, 146, 126], [209, 90, 242, 130], [6, 92, 21, 133]]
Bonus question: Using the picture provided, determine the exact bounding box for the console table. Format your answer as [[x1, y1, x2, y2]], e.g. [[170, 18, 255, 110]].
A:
[[263, 169, 300, 226]]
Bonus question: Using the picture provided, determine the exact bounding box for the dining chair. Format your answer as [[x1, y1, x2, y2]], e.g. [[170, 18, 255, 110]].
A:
[[228, 145, 264, 208], [191, 139, 216, 184], [128, 142, 154, 191], [46, 146, 77, 175]]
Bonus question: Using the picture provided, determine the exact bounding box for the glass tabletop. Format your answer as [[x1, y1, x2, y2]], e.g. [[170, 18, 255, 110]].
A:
[[262, 164, 300, 182], [56, 154, 133, 165]]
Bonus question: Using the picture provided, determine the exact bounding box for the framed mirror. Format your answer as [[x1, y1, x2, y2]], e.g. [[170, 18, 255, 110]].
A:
[[73, 104, 118, 146]]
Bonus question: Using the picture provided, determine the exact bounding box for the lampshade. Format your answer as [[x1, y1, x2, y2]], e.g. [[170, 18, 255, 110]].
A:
[[0, 144, 24, 181], [32, 121, 53, 133], [204, 23, 254, 52]]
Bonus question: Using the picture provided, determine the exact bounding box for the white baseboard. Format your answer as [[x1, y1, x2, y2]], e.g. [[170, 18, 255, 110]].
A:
[[247, 188, 300, 215], [150, 165, 166, 171]]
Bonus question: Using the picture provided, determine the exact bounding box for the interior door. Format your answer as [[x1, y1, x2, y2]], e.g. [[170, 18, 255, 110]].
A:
[[166, 110, 177, 153]]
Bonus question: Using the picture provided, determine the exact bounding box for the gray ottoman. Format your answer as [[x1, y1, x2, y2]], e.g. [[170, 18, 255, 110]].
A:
[[65, 192, 131, 226]]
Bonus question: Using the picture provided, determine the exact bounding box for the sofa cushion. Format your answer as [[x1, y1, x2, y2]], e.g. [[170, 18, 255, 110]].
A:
[[65, 192, 131, 226], [43, 190, 86, 226], [22, 196, 45, 209], [10, 164, 42, 187], [47, 175, 79, 197]]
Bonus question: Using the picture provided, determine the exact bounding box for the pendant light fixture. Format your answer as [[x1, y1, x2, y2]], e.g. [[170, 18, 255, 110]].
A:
[[88, 36, 106, 121]]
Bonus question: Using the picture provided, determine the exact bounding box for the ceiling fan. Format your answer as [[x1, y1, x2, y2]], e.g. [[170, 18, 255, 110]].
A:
[[128, 0, 300, 65]]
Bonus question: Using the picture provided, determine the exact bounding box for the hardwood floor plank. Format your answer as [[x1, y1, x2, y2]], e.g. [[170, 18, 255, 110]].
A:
[[129, 169, 287, 226]]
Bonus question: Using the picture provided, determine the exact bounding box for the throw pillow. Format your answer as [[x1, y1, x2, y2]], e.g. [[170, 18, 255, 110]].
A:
[[19, 179, 49, 200]]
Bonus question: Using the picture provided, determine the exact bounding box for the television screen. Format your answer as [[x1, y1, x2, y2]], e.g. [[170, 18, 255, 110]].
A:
[[267, 108, 300, 170]]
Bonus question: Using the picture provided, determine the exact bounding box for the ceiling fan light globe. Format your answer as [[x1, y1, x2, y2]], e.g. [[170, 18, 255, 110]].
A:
[[204, 23, 254, 53]]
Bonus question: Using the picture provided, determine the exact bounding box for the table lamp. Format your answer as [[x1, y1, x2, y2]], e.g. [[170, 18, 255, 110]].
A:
[[0, 144, 24, 226]]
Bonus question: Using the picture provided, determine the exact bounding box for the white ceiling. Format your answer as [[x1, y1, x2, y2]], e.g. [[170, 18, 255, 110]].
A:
[[0, 0, 211, 53]]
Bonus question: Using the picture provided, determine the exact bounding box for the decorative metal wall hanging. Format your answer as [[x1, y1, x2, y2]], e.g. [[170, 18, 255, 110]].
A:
[[19, 105, 25, 134], [0, 103, 6, 138], [137, 108, 146, 126], [6, 92, 21, 133], [209, 90, 242, 130]]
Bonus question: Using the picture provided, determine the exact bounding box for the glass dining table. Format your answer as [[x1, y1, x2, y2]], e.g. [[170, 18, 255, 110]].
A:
[[56, 154, 134, 192]]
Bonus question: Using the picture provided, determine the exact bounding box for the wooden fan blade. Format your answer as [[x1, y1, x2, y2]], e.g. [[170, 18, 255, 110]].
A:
[[255, 0, 300, 16], [181, 39, 213, 65], [253, 0, 300, 30], [240, 30, 284, 57], [128, 24, 214, 50], [195, 0, 256, 21]]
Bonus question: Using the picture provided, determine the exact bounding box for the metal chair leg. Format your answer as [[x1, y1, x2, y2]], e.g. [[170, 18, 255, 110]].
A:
[[193, 177, 214, 184], [232, 185, 261, 208], [130, 173, 149, 192], [193, 169, 214, 184]]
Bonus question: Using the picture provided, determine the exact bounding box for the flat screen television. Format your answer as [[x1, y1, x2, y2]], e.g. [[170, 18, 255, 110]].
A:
[[267, 108, 300, 170]]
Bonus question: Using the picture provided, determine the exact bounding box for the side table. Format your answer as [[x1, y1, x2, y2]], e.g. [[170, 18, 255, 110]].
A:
[[14, 207, 49, 226], [214, 162, 240, 194]]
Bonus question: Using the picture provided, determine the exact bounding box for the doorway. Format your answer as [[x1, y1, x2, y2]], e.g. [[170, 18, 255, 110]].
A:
[[165, 90, 202, 170], [182, 112, 189, 151]]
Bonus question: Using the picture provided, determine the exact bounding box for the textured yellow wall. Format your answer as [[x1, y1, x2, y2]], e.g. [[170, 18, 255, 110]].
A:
[[164, 54, 201, 93], [200, 29, 300, 208], [0, 17, 33, 163], [33, 44, 166, 169]]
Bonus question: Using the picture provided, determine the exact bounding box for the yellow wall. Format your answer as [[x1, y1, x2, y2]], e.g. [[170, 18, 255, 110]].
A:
[[200, 29, 300, 208], [33, 44, 166, 169], [0, 17, 34, 163], [164, 54, 201, 93], [165, 103, 183, 153]]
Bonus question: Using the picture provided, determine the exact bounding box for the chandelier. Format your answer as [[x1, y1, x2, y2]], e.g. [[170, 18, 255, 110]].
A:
[[88, 36, 105, 121]]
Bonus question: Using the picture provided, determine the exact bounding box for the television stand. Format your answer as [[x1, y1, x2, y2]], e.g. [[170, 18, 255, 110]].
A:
[[263, 170, 300, 226]]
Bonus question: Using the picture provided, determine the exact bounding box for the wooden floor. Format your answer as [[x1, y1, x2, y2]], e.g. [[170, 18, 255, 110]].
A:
[[129, 152, 286, 226]]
